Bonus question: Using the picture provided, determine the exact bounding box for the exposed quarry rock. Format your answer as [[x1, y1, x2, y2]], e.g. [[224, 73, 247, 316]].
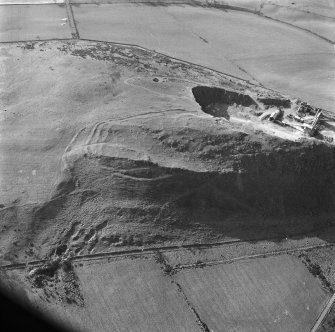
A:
[[192, 86, 258, 119], [257, 97, 291, 108]]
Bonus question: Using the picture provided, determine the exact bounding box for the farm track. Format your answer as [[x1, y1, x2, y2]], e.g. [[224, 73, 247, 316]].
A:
[[1, 229, 335, 271], [311, 292, 335, 332]]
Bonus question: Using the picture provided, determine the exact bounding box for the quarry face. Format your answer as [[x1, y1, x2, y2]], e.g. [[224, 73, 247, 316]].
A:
[[1, 40, 335, 264]]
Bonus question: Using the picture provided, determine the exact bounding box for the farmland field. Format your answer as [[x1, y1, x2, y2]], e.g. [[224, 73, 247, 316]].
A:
[[73, 4, 335, 110], [1, 257, 202, 331], [72, 4, 251, 81], [71, 260, 202, 331], [236, 52, 335, 111], [261, 4, 335, 42], [71, 258, 201, 332], [3, 253, 331, 332], [175, 254, 331, 332], [0, 4, 71, 42]]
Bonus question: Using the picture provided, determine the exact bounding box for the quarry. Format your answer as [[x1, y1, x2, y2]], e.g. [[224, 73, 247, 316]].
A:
[[1, 1, 335, 331]]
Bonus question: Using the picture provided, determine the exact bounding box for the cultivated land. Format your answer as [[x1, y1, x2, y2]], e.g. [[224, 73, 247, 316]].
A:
[[1, 1, 334, 109], [0, 4, 71, 41], [1, 0, 335, 331], [175, 255, 330, 332], [0, 253, 332, 332], [292, 246, 335, 332], [0, 258, 203, 332], [74, 258, 202, 332], [72, 3, 335, 110]]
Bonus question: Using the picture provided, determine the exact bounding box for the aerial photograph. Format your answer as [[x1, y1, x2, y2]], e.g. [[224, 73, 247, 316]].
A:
[[0, 0, 335, 331]]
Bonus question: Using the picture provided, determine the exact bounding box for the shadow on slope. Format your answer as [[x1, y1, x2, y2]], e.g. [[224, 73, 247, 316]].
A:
[[1, 119, 335, 262]]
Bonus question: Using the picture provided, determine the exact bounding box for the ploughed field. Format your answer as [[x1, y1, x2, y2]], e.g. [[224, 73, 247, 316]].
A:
[[175, 254, 330, 332], [0, 253, 331, 332]]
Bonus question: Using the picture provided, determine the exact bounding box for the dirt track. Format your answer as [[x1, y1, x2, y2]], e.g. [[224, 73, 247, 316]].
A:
[[2, 223, 335, 271], [311, 293, 335, 332]]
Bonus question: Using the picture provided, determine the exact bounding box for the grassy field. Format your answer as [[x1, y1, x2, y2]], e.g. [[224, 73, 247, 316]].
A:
[[175, 254, 331, 332], [1, 253, 332, 332], [73, 4, 335, 110], [0, 40, 210, 206], [72, 4, 254, 81], [236, 52, 335, 112], [261, 4, 335, 42], [293, 241, 335, 332], [0, 4, 71, 42], [73, 258, 202, 332], [2, 257, 202, 332], [196, 0, 335, 42], [1, 2, 333, 109]]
